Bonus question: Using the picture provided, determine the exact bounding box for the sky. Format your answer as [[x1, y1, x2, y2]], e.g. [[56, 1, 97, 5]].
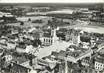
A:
[[0, 0, 104, 3]]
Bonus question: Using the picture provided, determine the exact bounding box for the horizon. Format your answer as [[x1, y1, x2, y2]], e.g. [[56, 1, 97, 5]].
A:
[[0, 0, 104, 3], [0, 3, 103, 8]]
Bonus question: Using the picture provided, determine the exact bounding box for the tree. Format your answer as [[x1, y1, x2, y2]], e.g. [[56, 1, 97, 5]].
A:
[[20, 22, 24, 26], [32, 39, 42, 47], [77, 60, 83, 67], [28, 18, 31, 22], [2, 16, 6, 22]]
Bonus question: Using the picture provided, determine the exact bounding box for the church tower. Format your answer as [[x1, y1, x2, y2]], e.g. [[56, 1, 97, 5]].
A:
[[51, 27, 59, 44]]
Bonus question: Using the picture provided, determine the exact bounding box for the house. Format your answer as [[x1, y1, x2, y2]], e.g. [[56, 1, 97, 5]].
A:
[[11, 29, 19, 35], [3, 55, 13, 63], [81, 57, 90, 67], [0, 49, 4, 56], [10, 63, 31, 73], [0, 38, 7, 44], [51, 51, 59, 59], [25, 45, 35, 54], [0, 38, 8, 48], [57, 50, 66, 60], [16, 42, 36, 54], [95, 48, 104, 72], [7, 34, 17, 41], [29, 70, 37, 73], [7, 41, 16, 50], [51, 50, 66, 60], [37, 58, 57, 73], [16, 42, 26, 53], [94, 54, 104, 72], [0, 42, 7, 49], [66, 45, 93, 63]]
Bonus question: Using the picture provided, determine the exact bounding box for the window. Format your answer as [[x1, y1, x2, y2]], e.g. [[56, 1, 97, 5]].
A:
[[46, 39, 48, 43], [49, 39, 50, 43], [44, 38, 45, 42], [96, 66, 98, 69], [98, 64, 99, 66], [51, 39, 52, 44]]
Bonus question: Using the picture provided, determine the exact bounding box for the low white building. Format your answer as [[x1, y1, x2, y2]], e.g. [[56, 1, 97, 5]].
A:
[[0, 38, 7, 49], [16, 45, 37, 54], [95, 49, 104, 72], [25, 45, 36, 54], [16, 45, 26, 53], [7, 41, 16, 50], [81, 57, 90, 67], [41, 37, 53, 46], [29, 70, 37, 73], [0, 38, 7, 44], [95, 61, 104, 71], [66, 46, 93, 63], [0, 49, 4, 56], [3, 55, 13, 63]]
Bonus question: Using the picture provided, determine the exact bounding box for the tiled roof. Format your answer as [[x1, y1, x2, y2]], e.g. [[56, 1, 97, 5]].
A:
[[0, 49, 3, 53], [51, 51, 58, 57], [58, 50, 66, 56], [0, 42, 7, 46], [66, 45, 89, 58], [43, 33, 52, 38], [52, 50, 66, 60], [95, 54, 104, 63], [10, 63, 30, 73], [42, 29, 52, 37], [16, 42, 26, 49]]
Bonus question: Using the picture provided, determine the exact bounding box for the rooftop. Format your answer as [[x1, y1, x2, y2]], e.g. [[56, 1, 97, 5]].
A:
[[4, 50, 33, 64], [95, 54, 104, 63], [16, 42, 26, 49], [67, 46, 90, 58], [42, 29, 52, 37], [10, 62, 30, 73], [99, 48, 104, 54], [0, 49, 3, 53]]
